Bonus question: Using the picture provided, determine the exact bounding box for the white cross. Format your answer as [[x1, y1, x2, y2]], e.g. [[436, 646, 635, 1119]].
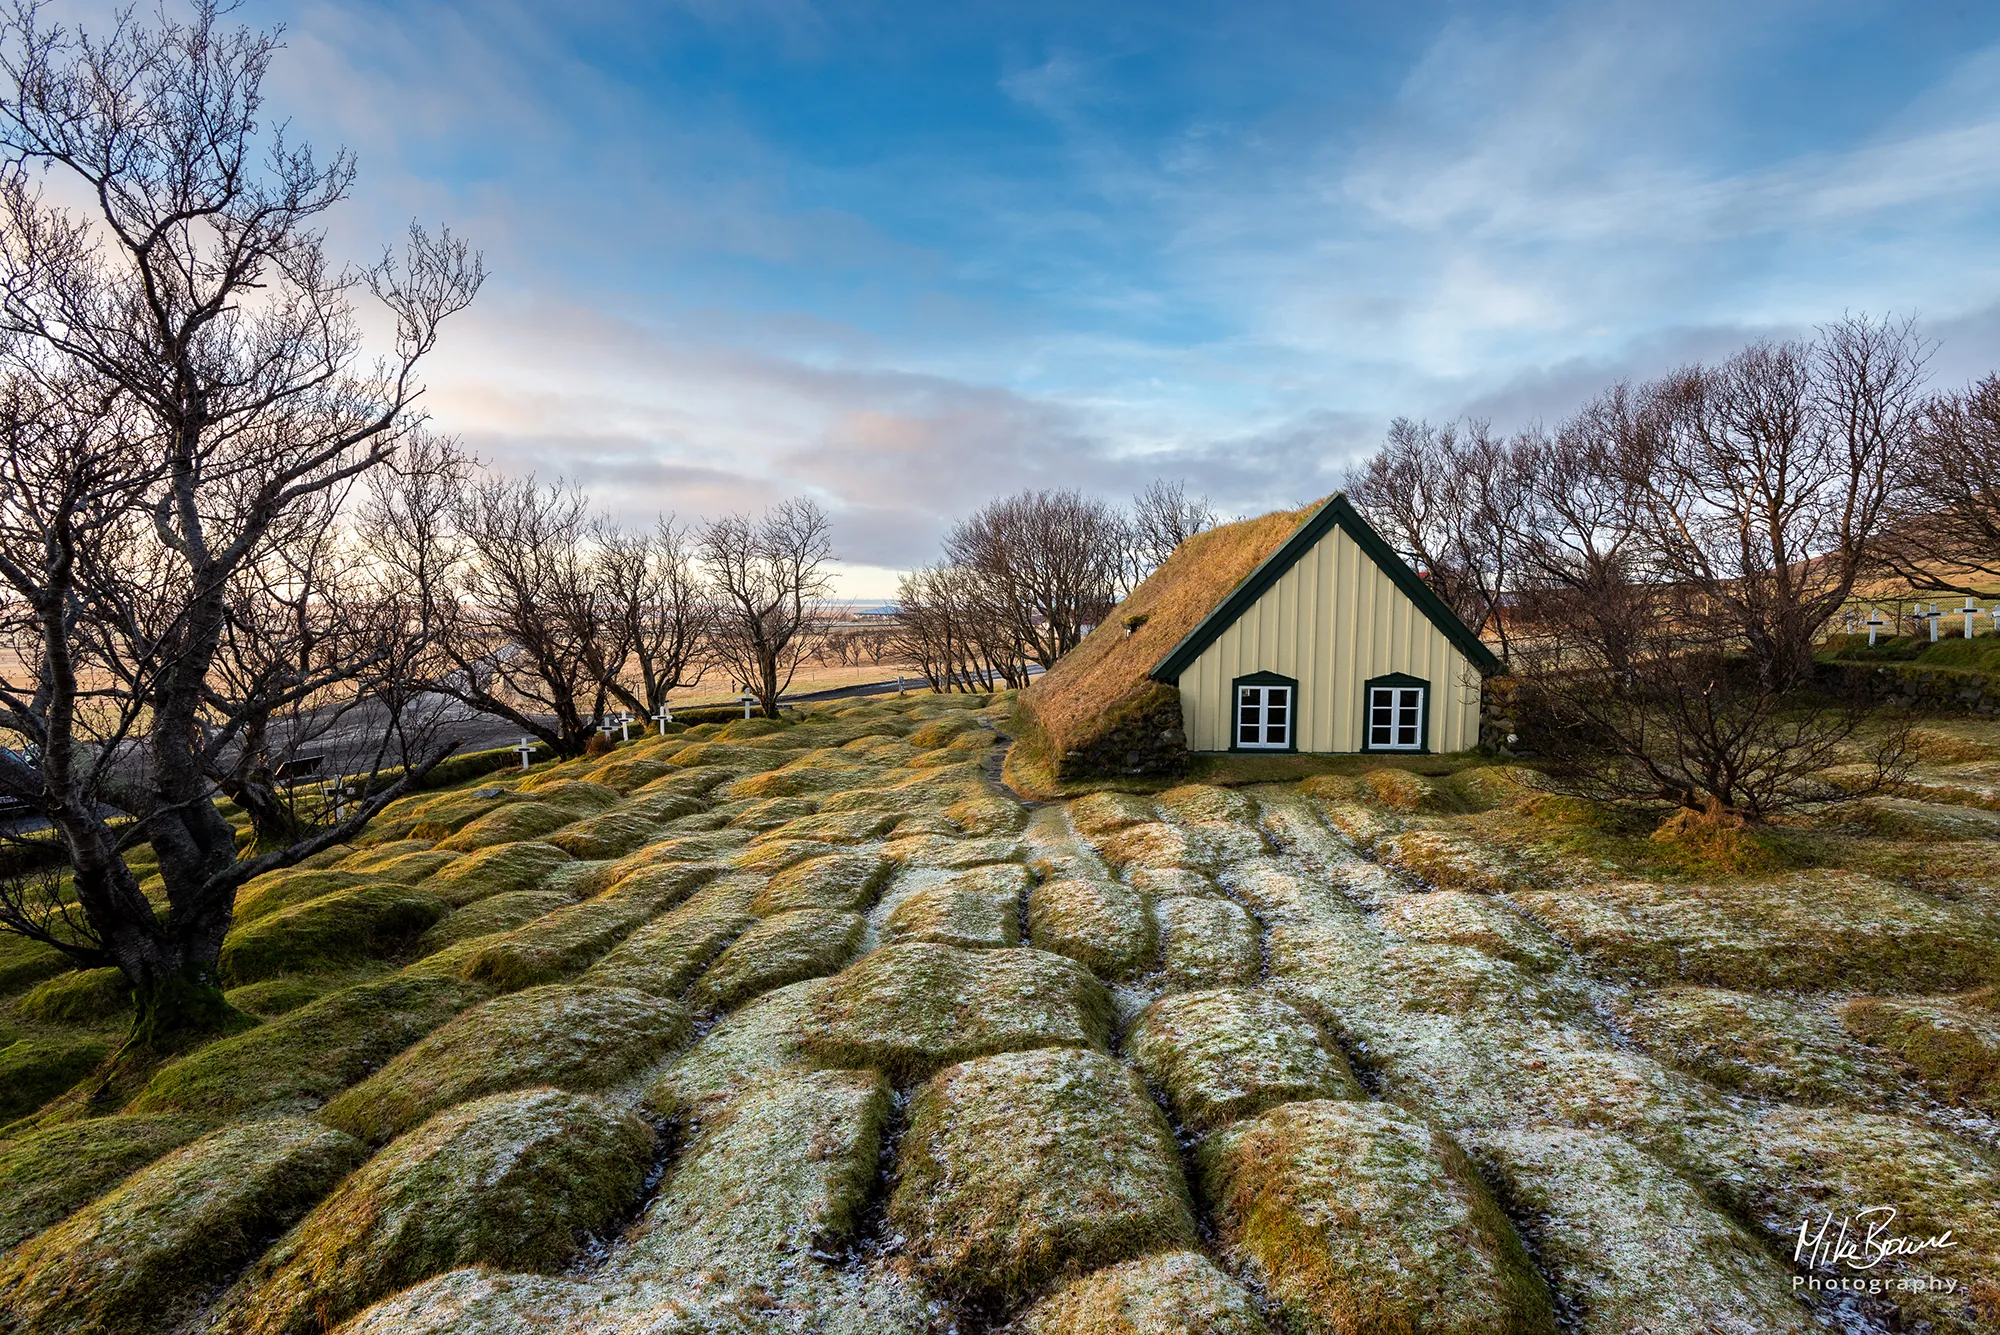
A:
[[1927, 603, 1942, 643], [653, 700, 673, 734], [514, 737, 535, 770], [1961, 598, 1982, 639], [618, 712, 632, 742], [1866, 610, 1886, 646], [597, 718, 617, 739], [741, 692, 756, 720]]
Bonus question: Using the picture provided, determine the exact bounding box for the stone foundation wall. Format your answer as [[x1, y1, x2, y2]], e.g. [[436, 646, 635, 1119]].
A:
[[1816, 660, 2000, 715], [1478, 674, 1519, 755], [1052, 683, 1190, 781]]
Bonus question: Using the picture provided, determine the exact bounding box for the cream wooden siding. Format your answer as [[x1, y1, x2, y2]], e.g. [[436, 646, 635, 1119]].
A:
[[1174, 523, 1484, 753]]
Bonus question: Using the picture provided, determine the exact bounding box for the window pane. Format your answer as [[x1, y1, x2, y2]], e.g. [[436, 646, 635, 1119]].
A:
[[1267, 688, 1289, 745], [1237, 687, 1260, 745]]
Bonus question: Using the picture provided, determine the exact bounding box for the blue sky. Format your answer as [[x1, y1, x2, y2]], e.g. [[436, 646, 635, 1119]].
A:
[[257, 0, 2000, 594]]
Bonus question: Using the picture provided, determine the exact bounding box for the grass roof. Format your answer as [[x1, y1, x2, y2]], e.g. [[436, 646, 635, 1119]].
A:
[[1020, 501, 1321, 756]]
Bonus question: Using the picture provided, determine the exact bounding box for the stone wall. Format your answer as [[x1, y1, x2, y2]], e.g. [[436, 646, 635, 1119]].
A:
[[1817, 660, 2000, 715], [1477, 674, 1520, 755], [1051, 683, 1190, 781]]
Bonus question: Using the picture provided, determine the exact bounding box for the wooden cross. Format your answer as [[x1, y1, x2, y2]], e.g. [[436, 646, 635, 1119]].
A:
[[514, 737, 536, 770], [617, 712, 632, 742], [1866, 610, 1886, 646], [1926, 603, 1942, 643], [1959, 597, 1983, 639], [653, 700, 673, 734], [597, 718, 617, 739], [740, 692, 756, 720]]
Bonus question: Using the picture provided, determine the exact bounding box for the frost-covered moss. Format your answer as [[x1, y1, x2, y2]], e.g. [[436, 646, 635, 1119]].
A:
[[882, 832, 1025, 868], [0, 1036, 112, 1122], [1473, 1127, 1812, 1335], [1843, 994, 2000, 1110], [582, 756, 675, 791], [213, 1089, 651, 1335], [347, 848, 460, 884], [891, 1046, 1196, 1303], [422, 841, 573, 906], [435, 802, 577, 851], [0, 1118, 363, 1335], [223, 971, 374, 1018], [1013, 1250, 1272, 1335], [647, 978, 826, 1121], [580, 881, 756, 997], [218, 883, 449, 984], [0, 1114, 201, 1252], [1201, 1100, 1554, 1335], [752, 851, 890, 913], [619, 1068, 888, 1278], [883, 868, 1025, 950], [451, 867, 713, 990], [1155, 895, 1259, 989], [750, 809, 900, 846], [1129, 989, 1360, 1133], [417, 888, 573, 952], [1361, 768, 1443, 812], [322, 984, 690, 1144], [543, 810, 666, 860], [804, 942, 1112, 1080], [1375, 829, 1523, 894], [131, 973, 491, 1120], [731, 836, 845, 873], [1377, 891, 1563, 972], [1068, 792, 1156, 836], [1513, 870, 2000, 991], [1701, 1107, 2000, 1334], [510, 779, 626, 816], [1622, 986, 1892, 1103], [14, 966, 129, 1023], [690, 908, 864, 1010], [945, 788, 1026, 836], [1028, 876, 1154, 977]]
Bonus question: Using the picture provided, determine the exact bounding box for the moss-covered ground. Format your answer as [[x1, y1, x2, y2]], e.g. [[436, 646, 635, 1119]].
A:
[[8, 694, 2000, 1332]]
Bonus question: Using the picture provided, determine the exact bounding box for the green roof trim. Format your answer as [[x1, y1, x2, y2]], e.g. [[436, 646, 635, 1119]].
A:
[[1148, 493, 1504, 683]]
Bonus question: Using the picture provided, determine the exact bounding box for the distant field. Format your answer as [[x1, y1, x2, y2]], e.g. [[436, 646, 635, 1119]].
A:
[[4, 693, 2000, 1333]]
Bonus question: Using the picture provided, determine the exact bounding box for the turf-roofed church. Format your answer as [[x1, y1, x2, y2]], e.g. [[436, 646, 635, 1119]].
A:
[[1020, 494, 1503, 778]]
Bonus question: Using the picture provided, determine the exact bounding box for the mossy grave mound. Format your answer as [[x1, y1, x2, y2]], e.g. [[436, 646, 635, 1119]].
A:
[[218, 883, 448, 984], [752, 851, 891, 913], [132, 973, 492, 1120], [421, 841, 572, 906], [1154, 895, 1260, 989], [579, 878, 759, 997], [320, 983, 689, 1144], [1129, 989, 1361, 1133], [1028, 876, 1154, 978], [0, 1114, 201, 1252], [1621, 986, 1893, 1103], [689, 908, 864, 1011], [803, 942, 1112, 1081], [882, 866, 1027, 950], [1, 1035, 113, 1122], [0, 1118, 363, 1335], [1842, 994, 2000, 1110], [618, 1067, 888, 1280], [1514, 870, 2000, 991], [14, 966, 130, 1024], [1201, 1099, 1555, 1335], [1013, 1250, 1272, 1335], [891, 1046, 1197, 1304], [212, 1088, 651, 1335], [1474, 1126, 1813, 1335]]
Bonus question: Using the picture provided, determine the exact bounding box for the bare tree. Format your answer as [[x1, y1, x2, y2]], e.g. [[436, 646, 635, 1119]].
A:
[[701, 498, 833, 717], [1348, 419, 1528, 656], [599, 517, 711, 720], [1887, 373, 2000, 593], [0, 2, 481, 1046], [1124, 478, 1219, 589], [944, 489, 1123, 669], [436, 476, 612, 758], [894, 563, 1028, 693], [1625, 317, 1927, 688]]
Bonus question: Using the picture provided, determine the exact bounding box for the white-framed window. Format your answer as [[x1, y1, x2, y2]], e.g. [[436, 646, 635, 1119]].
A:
[[1235, 682, 1293, 750], [1367, 684, 1425, 750]]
